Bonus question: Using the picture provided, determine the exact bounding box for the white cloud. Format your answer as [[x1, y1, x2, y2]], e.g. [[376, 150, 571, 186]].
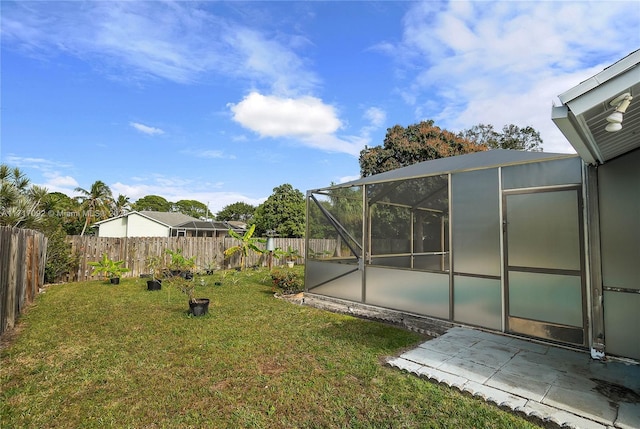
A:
[[1, 1, 318, 93], [3, 156, 79, 192], [110, 180, 264, 215], [4, 155, 71, 170], [364, 107, 386, 128], [130, 122, 165, 136], [229, 92, 342, 137], [44, 174, 79, 188], [228, 92, 369, 156], [392, 1, 640, 153], [360, 106, 387, 138], [35, 174, 80, 195], [181, 149, 236, 160]]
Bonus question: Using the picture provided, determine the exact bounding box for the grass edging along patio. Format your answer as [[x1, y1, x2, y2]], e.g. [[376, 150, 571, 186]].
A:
[[1, 267, 541, 429]]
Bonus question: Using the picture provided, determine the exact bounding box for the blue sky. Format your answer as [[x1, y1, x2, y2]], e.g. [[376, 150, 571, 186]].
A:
[[2, 1, 639, 215]]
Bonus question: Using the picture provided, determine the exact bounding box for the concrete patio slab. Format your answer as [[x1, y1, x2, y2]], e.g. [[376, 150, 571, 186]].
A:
[[387, 326, 640, 429]]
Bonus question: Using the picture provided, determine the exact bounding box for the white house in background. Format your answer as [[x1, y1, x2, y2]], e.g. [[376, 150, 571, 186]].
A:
[[94, 211, 244, 238], [94, 211, 198, 237]]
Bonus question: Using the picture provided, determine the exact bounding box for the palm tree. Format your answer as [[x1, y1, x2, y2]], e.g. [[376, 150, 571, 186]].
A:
[[113, 194, 131, 216], [0, 164, 47, 228], [75, 180, 113, 236]]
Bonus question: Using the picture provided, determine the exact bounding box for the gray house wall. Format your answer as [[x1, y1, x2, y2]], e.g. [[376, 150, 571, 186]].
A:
[[598, 149, 640, 359]]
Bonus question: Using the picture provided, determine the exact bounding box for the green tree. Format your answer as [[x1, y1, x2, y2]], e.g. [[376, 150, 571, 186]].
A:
[[74, 180, 113, 236], [253, 184, 305, 238], [173, 199, 208, 219], [1, 167, 79, 281], [132, 195, 172, 212], [112, 194, 131, 216], [0, 164, 47, 228], [359, 120, 486, 177], [216, 202, 256, 222], [325, 184, 363, 257], [41, 192, 84, 235], [458, 124, 543, 152], [41, 222, 78, 283]]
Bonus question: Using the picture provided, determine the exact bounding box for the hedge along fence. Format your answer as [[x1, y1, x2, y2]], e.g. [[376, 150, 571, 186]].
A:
[[63, 236, 320, 283], [0, 226, 48, 336]]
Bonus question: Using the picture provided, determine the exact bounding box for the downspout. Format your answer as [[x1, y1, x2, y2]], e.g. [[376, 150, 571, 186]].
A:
[[584, 163, 606, 359]]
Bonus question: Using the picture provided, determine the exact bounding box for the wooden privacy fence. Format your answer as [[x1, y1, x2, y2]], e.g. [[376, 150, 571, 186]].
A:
[[0, 226, 48, 336], [64, 236, 316, 282]]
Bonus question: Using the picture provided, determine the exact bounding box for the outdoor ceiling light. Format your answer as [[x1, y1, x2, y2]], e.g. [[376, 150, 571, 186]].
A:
[[605, 92, 633, 132]]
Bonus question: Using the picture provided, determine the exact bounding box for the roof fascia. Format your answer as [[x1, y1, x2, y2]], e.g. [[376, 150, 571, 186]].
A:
[[558, 51, 640, 105], [561, 66, 640, 116], [551, 105, 600, 164], [92, 210, 135, 225]]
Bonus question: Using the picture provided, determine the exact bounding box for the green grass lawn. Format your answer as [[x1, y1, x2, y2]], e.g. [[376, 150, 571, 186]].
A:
[[1, 268, 541, 428]]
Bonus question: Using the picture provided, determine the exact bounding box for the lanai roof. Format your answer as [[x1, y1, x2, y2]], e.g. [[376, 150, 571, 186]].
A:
[[174, 220, 244, 232], [327, 149, 577, 189]]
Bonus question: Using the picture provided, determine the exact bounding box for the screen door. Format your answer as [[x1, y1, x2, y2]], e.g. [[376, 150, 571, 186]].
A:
[[503, 187, 586, 345]]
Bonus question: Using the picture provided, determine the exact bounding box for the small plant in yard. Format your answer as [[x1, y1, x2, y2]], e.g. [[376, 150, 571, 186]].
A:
[[273, 246, 302, 267], [165, 248, 196, 276], [165, 275, 196, 302], [202, 258, 219, 275], [145, 255, 164, 290], [164, 274, 210, 316], [145, 255, 163, 280], [223, 224, 265, 270], [88, 253, 130, 283], [283, 246, 300, 262], [270, 269, 303, 294]]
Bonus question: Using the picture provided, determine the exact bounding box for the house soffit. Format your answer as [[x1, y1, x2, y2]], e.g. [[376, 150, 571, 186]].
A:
[[554, 50, 640, 164]]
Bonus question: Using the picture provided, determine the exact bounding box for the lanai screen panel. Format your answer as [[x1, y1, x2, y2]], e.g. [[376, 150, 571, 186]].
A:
[[451, 168, 502, 329], [502, 157, 582, 189], [451, 169, 500, 276], [366, 267, 449, 318], [307, 187, 362, 262], [368, 174, 449, 272], [306, 187, 363, 300]]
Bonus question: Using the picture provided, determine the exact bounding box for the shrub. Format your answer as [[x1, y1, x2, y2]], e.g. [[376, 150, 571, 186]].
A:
[[43, 225, 79, 283], [270, 269, 303, 294]]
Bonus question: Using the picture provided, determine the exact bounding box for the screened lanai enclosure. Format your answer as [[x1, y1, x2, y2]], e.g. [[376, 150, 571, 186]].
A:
[[305, 51, 640, 362], [306, 150, 587, 344]]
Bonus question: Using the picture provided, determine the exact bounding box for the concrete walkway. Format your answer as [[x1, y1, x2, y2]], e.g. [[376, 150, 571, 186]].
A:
[[387, 327, 640, 429]]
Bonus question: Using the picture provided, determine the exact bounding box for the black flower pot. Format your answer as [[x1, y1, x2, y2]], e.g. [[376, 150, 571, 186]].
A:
[[147, 279, 162, 291], [189, 298, 210, 316], [110, 277, 120, 285]]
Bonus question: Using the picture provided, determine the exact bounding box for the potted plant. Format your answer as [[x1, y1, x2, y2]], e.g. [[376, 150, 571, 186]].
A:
[[202, 258, 219, 275], [165, 274, 209, 316], [145, 255, 163, 291], [88, 253, 130, 284], [283, 246, 301, 268], [165, 248, 196, 279]]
